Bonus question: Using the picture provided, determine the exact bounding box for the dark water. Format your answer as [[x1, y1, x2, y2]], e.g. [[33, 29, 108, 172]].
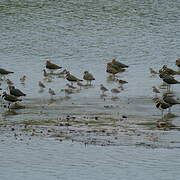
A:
[[0, 0, 180, 179]]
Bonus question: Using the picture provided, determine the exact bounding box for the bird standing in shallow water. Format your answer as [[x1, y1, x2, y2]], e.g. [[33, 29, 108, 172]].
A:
[[83, 71, 95, 85], [162, 75, 180, 92], [100, 84, 108, 95], [2, 92, 22, 109], [155, 99, 172, 120], [0, 68, 14, 80], [149, 68, 158, 76], [9, 86, 26, 97], [48, 88, 56, 99], [152, 86, 160, 97], [46, 60, 62, 73], [111, 88, 121, 98], [115, 79, 128, 89], [162, 93, 180, 113], [20, 75, 26, 84], [38, 81, 46, 92], [66, 72, 83, 85]]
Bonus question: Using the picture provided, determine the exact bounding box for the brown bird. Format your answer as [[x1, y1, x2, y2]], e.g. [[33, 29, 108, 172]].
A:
[[176, 59, 180, 71], [61, 88, 73, 97], [46, 60, 62, 70], [106, 63, 125, 76], [83, 71, 95, 85], [48, 88, 56, 99], [115, 79, 128, 88], [149, 68, 158, 75], [100, 84, 108, 95], [111, 88, 121, 97], [43, 69, 50, 77], [152, 86, 160, 97], [66, 72, 83, 85], [20, 75, 26, 83], [38, 81, 46, 89]]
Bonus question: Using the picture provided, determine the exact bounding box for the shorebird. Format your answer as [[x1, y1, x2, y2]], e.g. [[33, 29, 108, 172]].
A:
[[2, 92, 22, 109], [176, 59, 180, 70], [162, 74, 180, 92], [111, 59, 129, 68], [6, 79, 14, 86], [106, 63, 125, 77], [111, 88, 120, 97], [149, 68, 158, 75], [155, 99, 172, 119], [43, 69, 50, 78], [152, 86, 160, 97], [162, 65, 180, 76], [162, 94, 180, 113], [66, 72, 83, 85], [100, 84, 108, 95], [38, 81, 46, 91], [20, 75, 26, 84], [115, 79, 128, 88], [46, 60, 62, 72], [83, 71, 95, 85], [9, 86, 26, 97], [48, 88, 56, 99], [0, 68, 14, 78]]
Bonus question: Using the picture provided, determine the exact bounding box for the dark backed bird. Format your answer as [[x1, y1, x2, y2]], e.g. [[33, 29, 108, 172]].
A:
[[162, 65, 180, 76], [2, 92, 22, 108], [0, 68, 14, 75], [163, 94, 180, 106], [66, 72, 83, 85], [46, 60, 62, 70], [155, 99, 172, 119], [161, 74, 180, 92], [111, 59, 129, 68], [83, 71, 95, 85], [9, 86, 26, 97]]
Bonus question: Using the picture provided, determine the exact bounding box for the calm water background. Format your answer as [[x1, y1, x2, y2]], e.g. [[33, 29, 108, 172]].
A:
[[0, 0, 180, 179]]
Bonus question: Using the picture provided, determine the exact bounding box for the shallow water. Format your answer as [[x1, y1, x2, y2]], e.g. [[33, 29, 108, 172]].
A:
[[0, 0, 180, 179]]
